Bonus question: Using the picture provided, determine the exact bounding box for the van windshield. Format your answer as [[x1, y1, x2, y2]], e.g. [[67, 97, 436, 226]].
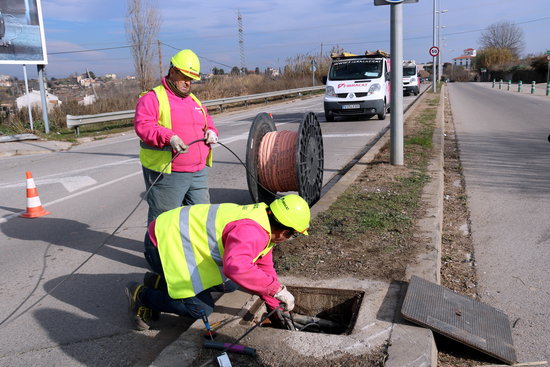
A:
[[329, 59, 383, 80], [403, 67, 416, 76]]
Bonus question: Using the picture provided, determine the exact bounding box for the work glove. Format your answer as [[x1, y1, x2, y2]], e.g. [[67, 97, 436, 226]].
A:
[[274, 285, 295, 312], [169, 135, 189, 153], [204, 130, 218, 144]]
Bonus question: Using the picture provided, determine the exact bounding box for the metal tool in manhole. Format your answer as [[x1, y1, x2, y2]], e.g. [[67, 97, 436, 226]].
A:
[[242, 286, 364, 335], [246, 112, 324, 206]]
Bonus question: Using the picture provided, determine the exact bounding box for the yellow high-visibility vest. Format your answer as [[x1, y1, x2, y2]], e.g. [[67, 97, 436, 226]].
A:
[[154, 203, 273, 299], [138, 85, 213, 173]]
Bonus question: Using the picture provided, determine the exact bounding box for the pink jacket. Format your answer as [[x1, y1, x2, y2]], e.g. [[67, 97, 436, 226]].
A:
[[148, 218, 281, 309], [134, 78, 218, 172]]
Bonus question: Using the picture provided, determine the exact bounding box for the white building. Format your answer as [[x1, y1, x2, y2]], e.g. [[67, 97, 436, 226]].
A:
[[0, 74, 12, 87], [453, 48, 477, 69], [16, 90, 61, 112], [78, 94, 96, 106], [266, 67, 280, 77]]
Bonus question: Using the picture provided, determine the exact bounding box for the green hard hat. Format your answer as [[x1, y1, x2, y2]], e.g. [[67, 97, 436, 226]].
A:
[[270, 194, 310, 235]]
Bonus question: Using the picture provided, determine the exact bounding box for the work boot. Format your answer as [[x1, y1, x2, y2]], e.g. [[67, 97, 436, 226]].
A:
[[143, 272, 166, 321], [125, 281, 151, 331], [143, 271, 167, 291]]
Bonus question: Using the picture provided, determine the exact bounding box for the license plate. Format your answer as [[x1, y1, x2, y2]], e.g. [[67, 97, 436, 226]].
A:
[[342, 104, 360, 109], [403, 87, 407, 91]]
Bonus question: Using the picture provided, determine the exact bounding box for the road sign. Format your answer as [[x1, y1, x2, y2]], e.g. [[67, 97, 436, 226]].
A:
[[546, 50, 550, 55], [429, 46, 439, 57], [546, 55, 550, 61], [374, 0, 418, 5]]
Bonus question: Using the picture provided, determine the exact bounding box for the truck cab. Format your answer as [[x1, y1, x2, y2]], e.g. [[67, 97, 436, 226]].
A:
[[323, 50, 391, 122], [402, 60, 419, 96]]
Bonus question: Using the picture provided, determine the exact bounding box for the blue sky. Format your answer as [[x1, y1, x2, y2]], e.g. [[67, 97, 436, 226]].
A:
[[0, 0, 549, 79]]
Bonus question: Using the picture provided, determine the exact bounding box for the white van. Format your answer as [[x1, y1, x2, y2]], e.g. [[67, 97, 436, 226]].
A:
[[403, 60, 420, 96], [323, 50, 391, 122]]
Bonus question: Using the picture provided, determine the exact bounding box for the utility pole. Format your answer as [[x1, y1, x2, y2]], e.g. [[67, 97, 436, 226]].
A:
[[374, 0, 419, 165], [438, 0, 442, 83], [22, 64, 33, 130], [86, 68, 98, 100], [37, 65, 50, 134], [390, 3, 404, 165], [432, 0, 437, 92], [437, 0, 448, 84], [158, 39, 163, 80]]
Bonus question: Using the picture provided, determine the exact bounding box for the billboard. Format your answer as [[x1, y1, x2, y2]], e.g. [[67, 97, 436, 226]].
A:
[[0, 0, 47, 64]]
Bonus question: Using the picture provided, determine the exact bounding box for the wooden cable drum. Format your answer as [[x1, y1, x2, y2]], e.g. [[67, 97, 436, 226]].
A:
[[246, 112, 324, 206]]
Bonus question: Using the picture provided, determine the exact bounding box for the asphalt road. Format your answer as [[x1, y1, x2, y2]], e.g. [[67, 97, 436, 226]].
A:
[[0, 89, 424, 366], [448, 82, 550, 361]]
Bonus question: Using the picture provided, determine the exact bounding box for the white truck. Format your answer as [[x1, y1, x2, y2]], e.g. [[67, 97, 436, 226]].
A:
[[323, 50, 391, 122], [402, 60, 420, 96]]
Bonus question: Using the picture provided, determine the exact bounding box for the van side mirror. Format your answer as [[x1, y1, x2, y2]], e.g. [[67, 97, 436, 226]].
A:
[[322, 76, 327, 84], [386, 72, 390, 81]]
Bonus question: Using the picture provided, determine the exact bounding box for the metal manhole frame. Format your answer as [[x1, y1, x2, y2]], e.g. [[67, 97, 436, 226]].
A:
[[401, 276, 517, 365]]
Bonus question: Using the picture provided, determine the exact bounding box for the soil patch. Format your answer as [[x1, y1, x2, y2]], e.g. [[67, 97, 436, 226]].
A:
[[273, 98, 438, 285]]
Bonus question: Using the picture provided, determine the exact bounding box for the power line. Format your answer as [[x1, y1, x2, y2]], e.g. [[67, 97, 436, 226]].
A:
[[40, 14, 550, 68], [48, 45, 132, 55], [159, 41, 234, 69]]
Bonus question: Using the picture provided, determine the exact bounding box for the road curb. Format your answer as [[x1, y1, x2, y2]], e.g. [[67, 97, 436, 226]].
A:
[[385, 85, 445, 367]]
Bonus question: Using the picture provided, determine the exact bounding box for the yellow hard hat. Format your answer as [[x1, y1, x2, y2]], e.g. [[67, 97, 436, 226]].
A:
[[170, 49, 201, 80], [269, 194, 310, 235]]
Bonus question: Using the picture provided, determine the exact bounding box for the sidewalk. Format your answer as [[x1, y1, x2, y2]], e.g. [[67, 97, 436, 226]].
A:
[[0, 134, 73, 157], [477, 80, 549, 97], [149, 88, 445, 367]]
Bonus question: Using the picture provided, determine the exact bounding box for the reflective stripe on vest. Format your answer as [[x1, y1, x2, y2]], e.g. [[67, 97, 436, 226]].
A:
[[139, 86, 213, 173], [155, 202, 271, 299], [139, 85, 173, 173]]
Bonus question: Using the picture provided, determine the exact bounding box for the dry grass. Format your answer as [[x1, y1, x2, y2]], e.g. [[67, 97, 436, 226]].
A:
[[0, 46, 352, 135]]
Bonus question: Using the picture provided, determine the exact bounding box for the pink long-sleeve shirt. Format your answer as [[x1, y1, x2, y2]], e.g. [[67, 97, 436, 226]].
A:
[[134, 78, 218, 172], [148, 218, 281, 309]]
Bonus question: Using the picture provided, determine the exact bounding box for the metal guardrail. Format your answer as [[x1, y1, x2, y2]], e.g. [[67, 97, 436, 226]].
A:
[[66, 85, 325, 135]]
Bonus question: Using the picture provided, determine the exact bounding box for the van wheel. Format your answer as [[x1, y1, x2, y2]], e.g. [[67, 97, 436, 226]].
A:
[[377, 103, 386, 120], [325, 113, 334, 122]]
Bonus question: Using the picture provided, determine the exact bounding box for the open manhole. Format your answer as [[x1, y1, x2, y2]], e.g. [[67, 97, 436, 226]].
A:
[[241, 286, 364, 335]]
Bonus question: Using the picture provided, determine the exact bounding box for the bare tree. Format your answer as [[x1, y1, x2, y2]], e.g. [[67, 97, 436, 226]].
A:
[[479, 21, 524, 58], [125, 0, 161, 91]]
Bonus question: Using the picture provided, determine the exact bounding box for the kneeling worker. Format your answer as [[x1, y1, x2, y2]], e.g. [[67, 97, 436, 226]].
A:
[[125, 194, 310, 330]]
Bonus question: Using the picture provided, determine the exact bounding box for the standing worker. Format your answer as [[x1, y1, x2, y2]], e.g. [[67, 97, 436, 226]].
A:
[[134, 49, 219, 225], [125, 194, 310, 330]]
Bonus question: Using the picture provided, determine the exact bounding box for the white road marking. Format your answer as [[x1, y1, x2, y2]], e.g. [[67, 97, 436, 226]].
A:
[[0, 171, 142, 224], [323, 133, 376, 138], [2, 158, 140, 187], [3, 176, 98, 192]]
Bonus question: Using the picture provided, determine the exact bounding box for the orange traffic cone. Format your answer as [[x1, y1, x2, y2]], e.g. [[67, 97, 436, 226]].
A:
[[20, 171, 51, 218]]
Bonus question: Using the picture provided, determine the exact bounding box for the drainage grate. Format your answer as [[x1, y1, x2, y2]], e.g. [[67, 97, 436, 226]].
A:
[[401, 276, 517, 364]]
